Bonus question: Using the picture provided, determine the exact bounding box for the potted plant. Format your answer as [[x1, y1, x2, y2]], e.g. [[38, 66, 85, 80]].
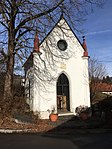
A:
[[75, 105, 90, 120], [48, 107, 58, 122]]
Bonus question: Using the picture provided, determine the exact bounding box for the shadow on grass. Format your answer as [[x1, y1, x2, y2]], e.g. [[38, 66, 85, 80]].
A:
[[43, 97, 112, 138], [43, 115, 104, 138], [42, 109, 112, 149]]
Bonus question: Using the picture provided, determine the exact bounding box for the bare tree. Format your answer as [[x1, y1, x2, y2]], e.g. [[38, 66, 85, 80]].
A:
[[0, 47, 6, 95], [0, 0, 105, 111], [89, 57, 107, 101]]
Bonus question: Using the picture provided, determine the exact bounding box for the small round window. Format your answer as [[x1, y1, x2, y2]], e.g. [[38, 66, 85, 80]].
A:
[[57, 40, 67, 51]]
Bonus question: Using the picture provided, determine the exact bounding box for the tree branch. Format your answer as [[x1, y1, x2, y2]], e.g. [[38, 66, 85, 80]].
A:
[[15, 0, 64, 34], [0, 21, 9, 30]]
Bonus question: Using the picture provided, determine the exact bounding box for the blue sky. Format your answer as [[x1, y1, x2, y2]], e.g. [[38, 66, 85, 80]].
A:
[[0, 1, 112, 76], [80, 0, 112, 76]]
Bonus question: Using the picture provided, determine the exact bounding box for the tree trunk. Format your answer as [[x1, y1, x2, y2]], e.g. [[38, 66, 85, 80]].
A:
[[3, 1, 16, 114], [3, 49, 14, 103], [3, 31, 15, 114]]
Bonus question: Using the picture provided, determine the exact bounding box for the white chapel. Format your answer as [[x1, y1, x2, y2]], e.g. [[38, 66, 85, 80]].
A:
[[23, 16, 90, 119]]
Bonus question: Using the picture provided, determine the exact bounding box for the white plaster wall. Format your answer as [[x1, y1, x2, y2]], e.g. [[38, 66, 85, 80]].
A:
[[102, 92, 112, 96], [25, 68, 34, 111], [32, 52, 57, 118], [82, 57, 90, 107]]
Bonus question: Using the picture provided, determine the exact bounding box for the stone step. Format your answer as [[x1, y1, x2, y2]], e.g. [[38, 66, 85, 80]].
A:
[[58, 112, 74, 116], [58, 115, 77, 125]]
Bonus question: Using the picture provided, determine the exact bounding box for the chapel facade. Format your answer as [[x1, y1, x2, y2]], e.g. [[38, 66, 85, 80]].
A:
[[23, 16, 90, 119]]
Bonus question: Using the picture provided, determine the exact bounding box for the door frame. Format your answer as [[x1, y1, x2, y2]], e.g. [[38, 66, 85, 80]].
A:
[[56, 72, 70, 112]]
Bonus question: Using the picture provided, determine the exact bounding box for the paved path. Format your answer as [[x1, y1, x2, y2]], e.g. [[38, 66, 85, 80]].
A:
[[0, 130, 112, 149], [0, 133, 76, 149], [0, 115, 112, 149]]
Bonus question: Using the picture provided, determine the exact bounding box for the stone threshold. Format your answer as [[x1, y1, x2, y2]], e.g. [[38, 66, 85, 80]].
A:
[[58, 112, 74, 116]]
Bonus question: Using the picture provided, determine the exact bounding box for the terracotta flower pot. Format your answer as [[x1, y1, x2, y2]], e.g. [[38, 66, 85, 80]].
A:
[[49, 113, 58, 122], [80, 112, 88, 120]]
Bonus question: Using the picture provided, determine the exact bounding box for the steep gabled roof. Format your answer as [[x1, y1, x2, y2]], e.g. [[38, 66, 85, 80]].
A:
[[93, 82, 112, 92], [23, 15, 86, 67], [39, 15, 85, 51]]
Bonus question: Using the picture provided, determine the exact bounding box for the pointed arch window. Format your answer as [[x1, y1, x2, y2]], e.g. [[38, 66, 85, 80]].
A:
[[57, 73, 70, 111]]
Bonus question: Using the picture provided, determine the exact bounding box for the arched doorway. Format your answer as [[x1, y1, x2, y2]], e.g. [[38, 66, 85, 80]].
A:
[[57, 73, 70, 112]]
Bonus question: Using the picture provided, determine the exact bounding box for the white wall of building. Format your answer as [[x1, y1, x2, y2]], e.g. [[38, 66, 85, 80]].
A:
[[24, 18, 90, 119]]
